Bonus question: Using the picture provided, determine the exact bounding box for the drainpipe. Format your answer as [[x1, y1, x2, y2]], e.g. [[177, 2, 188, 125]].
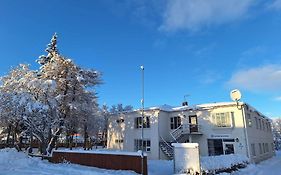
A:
[[240, 103, 250, 159]]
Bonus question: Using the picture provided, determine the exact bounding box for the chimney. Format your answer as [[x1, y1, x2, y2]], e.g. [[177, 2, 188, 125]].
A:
[[182, 101, 188, 106]]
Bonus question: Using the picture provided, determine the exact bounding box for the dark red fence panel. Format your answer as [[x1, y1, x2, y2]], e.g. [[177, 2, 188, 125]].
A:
[[50, 150, 147, 175]]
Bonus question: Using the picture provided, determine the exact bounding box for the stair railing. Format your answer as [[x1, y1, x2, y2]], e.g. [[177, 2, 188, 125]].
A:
[[170, 123, 190, 142], [160, 136, 173, 150]]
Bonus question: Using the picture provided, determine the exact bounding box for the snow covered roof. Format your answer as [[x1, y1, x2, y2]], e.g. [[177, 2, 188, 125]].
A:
[[196, 101, 239, 108], [114, 101, 270, 120]]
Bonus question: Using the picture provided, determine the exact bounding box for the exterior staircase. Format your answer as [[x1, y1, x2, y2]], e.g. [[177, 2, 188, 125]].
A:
[[159, 141, 174, 159], [160, 123, 201, 159]]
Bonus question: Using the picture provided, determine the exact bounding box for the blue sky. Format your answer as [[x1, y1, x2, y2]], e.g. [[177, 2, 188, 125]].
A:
[[1, 0, 281, 117]]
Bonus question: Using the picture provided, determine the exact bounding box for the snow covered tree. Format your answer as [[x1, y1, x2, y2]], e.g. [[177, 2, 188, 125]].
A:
[[36, 34, 101, 154], [37, 33, 59, 66], [0, 64, 57, 153], [272, 118, 281, 150], [0, 33, 101, 155], [110, 104, 133, 114]]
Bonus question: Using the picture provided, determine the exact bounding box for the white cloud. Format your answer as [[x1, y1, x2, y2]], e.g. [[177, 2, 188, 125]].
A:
[[160, 0, 255, 32], [274, 96, 281, 101], [228, 65, 281, 91], [268, 0, 281, 10]]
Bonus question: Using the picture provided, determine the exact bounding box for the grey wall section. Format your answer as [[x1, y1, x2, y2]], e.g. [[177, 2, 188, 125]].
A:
[[244, 105, 275, 163]]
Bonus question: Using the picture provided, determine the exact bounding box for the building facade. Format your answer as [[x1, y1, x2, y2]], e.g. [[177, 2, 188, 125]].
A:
[[107, 102, 275, 163]]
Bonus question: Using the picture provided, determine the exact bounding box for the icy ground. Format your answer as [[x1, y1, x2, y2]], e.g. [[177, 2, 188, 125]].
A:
[[232, 151, 281, 175], [0, 148, 280, 175]]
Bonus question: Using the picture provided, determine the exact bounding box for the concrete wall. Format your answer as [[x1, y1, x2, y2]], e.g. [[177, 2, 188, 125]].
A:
[[107, 110, 161, 160], [244, 105, 275, 163], [195, 105, 248, 157]]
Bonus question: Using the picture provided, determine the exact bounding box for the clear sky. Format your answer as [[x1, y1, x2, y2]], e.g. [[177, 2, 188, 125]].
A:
[[0, 0, 281, 118]]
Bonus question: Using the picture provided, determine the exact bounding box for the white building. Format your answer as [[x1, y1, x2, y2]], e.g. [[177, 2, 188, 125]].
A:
[[107, 102, 275, 163]]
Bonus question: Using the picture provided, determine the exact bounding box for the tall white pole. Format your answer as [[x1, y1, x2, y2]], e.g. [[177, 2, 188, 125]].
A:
[[140, 65, 144, 175]]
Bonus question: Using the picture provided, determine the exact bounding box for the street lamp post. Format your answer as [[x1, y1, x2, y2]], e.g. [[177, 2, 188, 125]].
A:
[[230, 89, 250, 158], [140, 65, 145, 175]]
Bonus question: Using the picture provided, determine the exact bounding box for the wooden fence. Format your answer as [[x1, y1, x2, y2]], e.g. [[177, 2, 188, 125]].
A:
[[50, 150, 147, 175]]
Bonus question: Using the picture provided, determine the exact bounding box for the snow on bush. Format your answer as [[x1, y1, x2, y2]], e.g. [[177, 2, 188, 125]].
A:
[[201, 154, 249, 172]]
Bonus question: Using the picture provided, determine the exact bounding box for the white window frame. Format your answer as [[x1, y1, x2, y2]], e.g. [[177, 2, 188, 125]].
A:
[[135, 116, 150, 129], [134, 139, 151, 152], [211, 112, 233, 128], [170, 116, 181, 129]]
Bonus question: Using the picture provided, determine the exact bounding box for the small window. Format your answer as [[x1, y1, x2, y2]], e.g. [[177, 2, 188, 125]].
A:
[[259, 143, 262, 154], [255, 117, 258, 129], [247, 113, 252, 127], [115, 139, 123, 143], [251, 143, 256, 156], [134, 139, 151, 152], [170, 116, 181, 129], [135, 116, 150, 128], [116, 118, 124, 124]]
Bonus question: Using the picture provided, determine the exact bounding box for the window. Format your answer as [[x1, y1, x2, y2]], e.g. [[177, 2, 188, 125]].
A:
[[251, 143, 256, 156], [134, 139, 151, 152], [263, 143, 266, 153], [115, 139, 123, 143], [208, 139, 223, 156], [265, 143, 269, 153], [211, 112, 232, 127], [255, 117, 258, 129], [259, 119, 262, 130], [259, 143, 262, 154], [170, 116, 181, 129], [247, 113, 252, 127], [135, 116, 150, 128], [224, 144, 234, 155], [116, 118, 124, 124]]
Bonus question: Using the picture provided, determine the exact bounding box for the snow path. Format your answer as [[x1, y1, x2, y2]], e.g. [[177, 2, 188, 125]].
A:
[[233, 151, 281, 175], [0, 149, 137, 175]]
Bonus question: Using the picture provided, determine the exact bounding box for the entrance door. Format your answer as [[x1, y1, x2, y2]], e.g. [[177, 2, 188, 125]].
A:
[[223, 142, 235, 155], [189, 115, 198, 133]]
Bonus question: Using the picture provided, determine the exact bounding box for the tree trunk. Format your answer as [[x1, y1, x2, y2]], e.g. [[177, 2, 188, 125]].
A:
[[83, 124, 88, 150], [6, 124, 12, 145], [28, 130, 33, 154], [46, 126, 63, 155], [70, 135, 73, 150]]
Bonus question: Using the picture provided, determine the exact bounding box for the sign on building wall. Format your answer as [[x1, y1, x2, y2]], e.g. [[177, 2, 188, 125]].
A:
[[209, 134, 230, 139], [172, 143, 200, 175]]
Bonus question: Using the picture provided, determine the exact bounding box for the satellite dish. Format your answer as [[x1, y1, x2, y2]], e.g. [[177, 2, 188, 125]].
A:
[[230, 89, 242, 102]]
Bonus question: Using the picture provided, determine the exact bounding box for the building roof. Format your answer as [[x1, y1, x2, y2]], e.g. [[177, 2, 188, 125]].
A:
[[114, 101, 271, 120]]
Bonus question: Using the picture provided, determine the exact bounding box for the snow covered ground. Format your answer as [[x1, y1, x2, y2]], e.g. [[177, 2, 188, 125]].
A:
[[0, 148, 280, 175], [0, 148, 137, 175], [232, 151, 281, 175]]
